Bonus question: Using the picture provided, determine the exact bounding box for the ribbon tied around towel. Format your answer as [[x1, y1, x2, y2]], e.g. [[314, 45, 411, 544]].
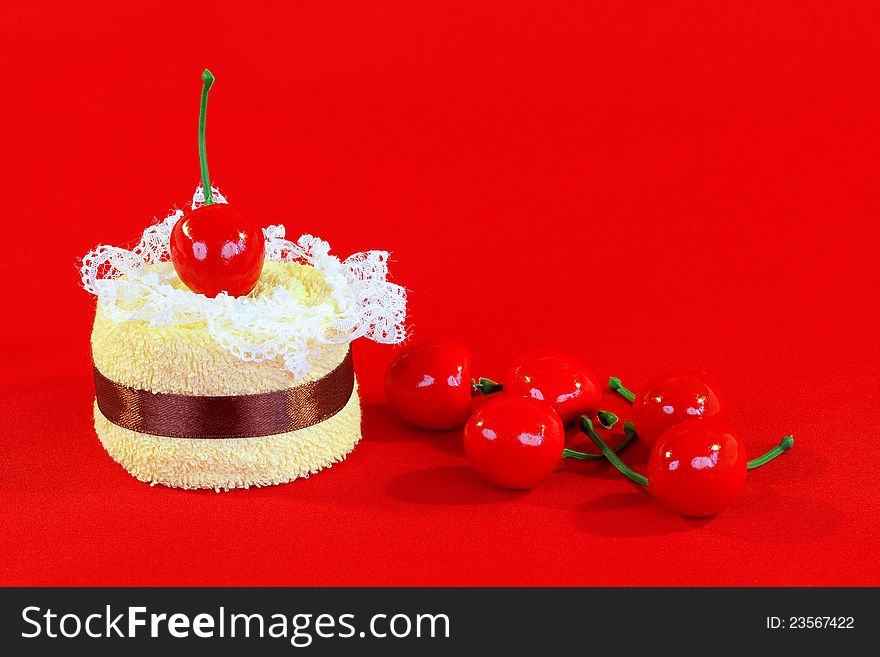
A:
[[93, 349, 355, 439]]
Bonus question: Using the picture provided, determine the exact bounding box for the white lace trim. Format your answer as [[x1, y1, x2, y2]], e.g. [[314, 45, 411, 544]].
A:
[[80, 186, 407, 378]]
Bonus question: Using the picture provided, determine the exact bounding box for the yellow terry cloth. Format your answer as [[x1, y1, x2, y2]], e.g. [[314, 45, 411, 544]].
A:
[[90, 262, 362, 491]]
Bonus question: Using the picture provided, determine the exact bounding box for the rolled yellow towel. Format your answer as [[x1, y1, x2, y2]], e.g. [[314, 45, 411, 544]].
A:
[[91, 262, 362, 491]]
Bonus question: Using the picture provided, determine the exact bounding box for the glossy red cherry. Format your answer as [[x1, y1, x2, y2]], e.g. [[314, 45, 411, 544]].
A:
[[648, 419, 747, 517], [385, 341, 475, 430], [631, 373, 722, 446], [170, 69, 266, 297], [464, 396, 564, 489], [170, 204, 265, 297], [584, 416, 793, 517], [503, 349, 601, 424]]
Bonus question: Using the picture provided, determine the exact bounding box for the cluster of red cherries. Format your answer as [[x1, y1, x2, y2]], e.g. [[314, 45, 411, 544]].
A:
[[385, 340, 793, 517]]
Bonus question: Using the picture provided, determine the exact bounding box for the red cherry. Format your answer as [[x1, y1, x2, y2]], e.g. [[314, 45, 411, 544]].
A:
[[170, 70, 266, 297], [648, 419, 747, 517], [170, 204, 265, 297], [503, 349, 601, 424], [464, 396, 564, 489], [384, 341, 475, 430], [631, 373, 722, 446]]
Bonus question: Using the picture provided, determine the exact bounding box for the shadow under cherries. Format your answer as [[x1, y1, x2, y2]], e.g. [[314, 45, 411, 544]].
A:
[[360, 402, 467, 458], [574, 491, 714, 537], [384, 465, 530, 505]]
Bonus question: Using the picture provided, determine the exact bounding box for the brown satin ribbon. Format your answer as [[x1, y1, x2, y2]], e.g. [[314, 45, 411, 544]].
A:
[[93, 349, 355, 439]]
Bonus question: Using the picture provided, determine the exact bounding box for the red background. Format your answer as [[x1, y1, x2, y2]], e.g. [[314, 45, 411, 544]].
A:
[[1, 1, 878, 586]]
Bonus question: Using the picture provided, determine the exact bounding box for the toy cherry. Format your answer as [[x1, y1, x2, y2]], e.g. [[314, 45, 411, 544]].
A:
[[384, 340, 478, 430], [170, 70, 265, 297], [582, 416, 793, 517], [502, 349, 602, 425], [610, 373, 722, 446], [464, 396, 565, 489]]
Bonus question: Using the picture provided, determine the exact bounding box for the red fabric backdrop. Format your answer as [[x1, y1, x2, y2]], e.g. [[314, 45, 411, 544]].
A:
[[1, 1, 878, 586]]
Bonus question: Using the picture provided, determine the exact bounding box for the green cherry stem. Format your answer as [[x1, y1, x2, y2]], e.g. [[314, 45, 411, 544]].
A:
[[747, 436, 795, 470], [198, 69, 215, 205], [471, 378, 504, 396], [608, 376, 636, 404], [580, 416, 649, 486], [562, 419, 637, 461], [597, 409, 619, 429]]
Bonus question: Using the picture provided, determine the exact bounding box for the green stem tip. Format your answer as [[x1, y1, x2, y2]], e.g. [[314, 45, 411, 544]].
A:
[[747, 435, 794, 470], [471, 378, 504, 396], [597, 410, 619, 430], [198, 69, 215, 205], [579, 416, 649, 486], [563, 419, 637, 462], [608, 376, 636, 404]]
